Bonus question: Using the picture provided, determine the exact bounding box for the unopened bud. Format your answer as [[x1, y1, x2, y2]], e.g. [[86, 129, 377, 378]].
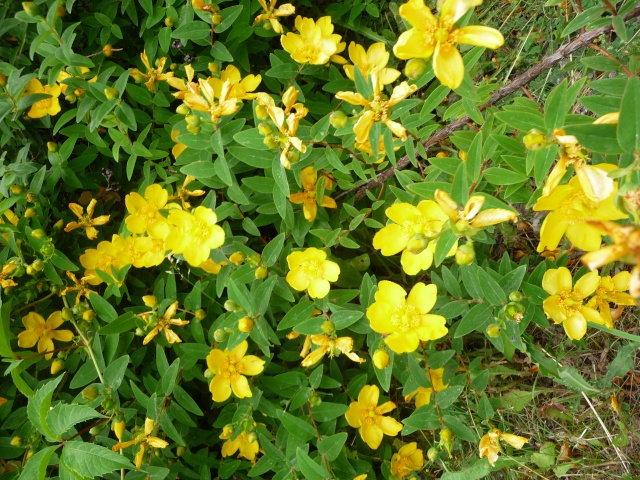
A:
[[176, 446, 186, 457], [186, 124, 200, 134], [246, 254, 261, 267], [104, 87, 118, 100], [164, 16, 174, 27], [82, 309, 95, 322], [455, 243, 475, 266], [25, 450, 34, 460], [24, 207, 36, 218], [427, 447, 439, 462], [10, 184, 23, 194], [50, 359, 65, 375], [458, 151, 467, 161], [132, 73, 146, 84], [82, 386, 99, 400], [254, 266, 268, 279], [508, 291, 523, 302], [65, 93, 77, 103], [523, 129, 546, 151], [31, 260, 45, 272], [212, 14, 222, 25], [142, 295, 157, 308], [135, 327, 145, 336], [287, 150, 300, 165], [195, 309, 206, 320], [47, 142, 58, 152], [486, 324, 501, 338], [31, 229, 46, 239], [255, 105, 269, 120], [404, 58, 428, 80], [185, 115, 200, 127], [204, 368, 214, 379], [10, 436, 22, 447], [309, 394, 322, 407], [103, 44, 113, 57], [112, 418, 126, 440], [321, 321, 335, 335], [213, 329, 228, 342], [229, 252, 244, 265], [54, 219, 64, 230], [441, 428, 454, 443], [257, 123, 273, 136], [372, 349, 389, 369], [329, 111, 348, 128], [39, 243, 54, 257], [170, 63, 178, 71], [224, 300, 240, 312], [238, 317, 254, 333], [0, 73, 6, 86], [406, 234, 429, 253], [89, 424, 105, 436], [176, 104, 190, 115], [505, 302, 525, 322], [208, 62, 219, 75]]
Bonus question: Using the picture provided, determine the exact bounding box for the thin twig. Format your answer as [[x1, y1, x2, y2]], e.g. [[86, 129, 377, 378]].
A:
[[587, 42, 634, 77]]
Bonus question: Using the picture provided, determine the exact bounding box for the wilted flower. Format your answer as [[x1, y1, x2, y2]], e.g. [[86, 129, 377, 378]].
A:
[[220, 426, 260, 462], [301, 334, 365, 366], [479, 428, 528, 466], [405, 367, 448, 407], [64, 198, 110, 240], [143, 301, 190, 345], [586, 271, 637, 328], [131, 51, 174, 91], [112, 418, 168, 468], [255, 0, 295, 34]]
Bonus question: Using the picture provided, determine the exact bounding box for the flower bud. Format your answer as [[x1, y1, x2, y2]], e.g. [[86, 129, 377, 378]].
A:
[[254, 266, 268, 279], [255, 105, 269, 120], [223, 300, 240, 312], [50, 359, 65, 375], [505, 302, 525, 322], [103, 44, 113, 57], [204, 368, 214, 379], [47, 142, 58, 152], [195, 309, 206, 320], [208, 62, 219, 75], [372, 349, 390, 369], [73, 88, 85, 97], [135, 327, 145, 336], [508, 291, 523, 302], [170, 63, 178, 71], [229, 252, 245, 265], [458, 150, 467, 161], [427, 447, 439, 462], [82, 386, 99, 400], [82, 309, 95, 322], [176, 446, 186, 457], [142, 295, 157, 308], [436, 151, 448, 158], [329, 111, 348, 128], [246, 253, 261, 267], [10, 436, 22, 447], [287, 150, 300, 165], [24, 207, 36, 218], [212, 14, 222, 25], [104, 87, 118, 100], [112, 418, 126, 440], [455, 243, 475, 266], [186, 124, 201, 134], [185, 115, 200, 127], [176, 104, 190, 115], [309, 394, 322, 407], [61, 307, 74, 320], [65, 93, 77, 104], [404, 58, 428, 80], [523, 129, 546, 151], [321, 320, 335, 335], [263, 135, 279, 149], [132, 73, 146, 84], [238, 316, 254, 333], [25, 450, 34, 460], [257, 123, 273, 136], [213, 329, 228, 342], [10, 184, 23, 194], [0, 73, 6, 86], [486, 324, 501, 338], [441, 428, 454, 443], [31, 229, 46, 239], [39, 243, 54, 257], [164, 16, 174, 27], [31, 260, 45, 272], [406, 234, 429, 254], [89, 424, 105, 436]]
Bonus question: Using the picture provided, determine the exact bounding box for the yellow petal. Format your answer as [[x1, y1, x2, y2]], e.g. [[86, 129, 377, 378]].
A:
[[456, 26, 504, 49], [433, 43, 464, 89]]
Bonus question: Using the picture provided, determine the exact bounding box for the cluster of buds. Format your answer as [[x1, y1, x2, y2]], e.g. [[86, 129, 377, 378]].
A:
[[246, 253, 268, 279], [486, 291, 526, 338], [221, 298, 255, 333]]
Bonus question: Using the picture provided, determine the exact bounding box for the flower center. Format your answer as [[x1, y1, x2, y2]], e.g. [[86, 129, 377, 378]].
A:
[[302, 259, 324, 279], [390, 304, 420, 333], [435, 27, 449, 43]]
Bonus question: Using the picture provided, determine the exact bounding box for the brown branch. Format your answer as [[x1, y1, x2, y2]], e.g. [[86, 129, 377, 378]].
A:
[[342, 6, 640, 202]]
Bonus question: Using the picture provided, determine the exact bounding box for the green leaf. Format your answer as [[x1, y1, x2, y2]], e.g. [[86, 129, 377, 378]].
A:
[[353, 65, 373, 98], [402, 405, 440, 434], [214, 5, 243, 33], [475, 268, 507, 305], [444, 414, 477, 442], [89, 292, 117, 323], [278, 299, 316, 330], [212, 41, 233, 62], [47, 404, 104, 439], [563, 123, 623, 154], [265, 63, 300, 79], [498, 265, 527, 296], [276, 410, 316, 442], [434, 229, 458, 267], [174, 385, 204, 416], [171, 21, 210, 41], [440, 460, 491, 480], [310, 402, 348, 421], [28, 375, 65, 439], [434, 385, 464, 410], [495, 111, 545, 132], [483, 167, 529, 185], [427, 350, 455, 369], [618, 77, 640, 153], [180, 161, 217, 178], [51, 250, 79, 271], [331, 310, 363, 330], [262, 233, 285, 267], [228, 146, 273, 168], [161, 358, 181, 397], [460, 265, 482, 300], [318, 433, 347, 462], [98, 311, 136, 335], [61, 442, 133, 477], [454, 302, 493, 338], [0, 300, 15, 358], [296, 447, 331, 480], [450, 161, 468, 205], [557, 366, 599, 394], [544, 80, 567, 131], [103, 355, 130, 390], [18, 445, 58, 480], [407, 354, 430, 388], [561, 5, 603, 36], [233, 128, 270, 150]]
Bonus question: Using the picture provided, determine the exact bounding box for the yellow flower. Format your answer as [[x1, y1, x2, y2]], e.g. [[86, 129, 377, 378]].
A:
[[24, 79, 61, 118], [345, 384, 403, 449], [64, 198, 110, 240], [405, 367, 447, 407], [542, 267, 603, 340], [170, 130, 188, 159], [209, 65, 262, 101], [479, 428, 528, 466], [183, 78, 239, 123], [301, 334, 365, 366], [166, 206, 226, 267], [166, 64, 199, 100], [289, 167, 337, 222], [112, 418, 168, 468], [355, 136, 400, 163], [131, 51, 174, 91], [17, 311, 74, 360], [336, 77, 416, 144], [60, 271, 97, 305], [393, 0, 504, 89], [79, 235, 133, 285], [0, 260, 19, 289], [533, 166, 627, 253], [281, 16, 344, 65], [220, 427, 260, 463], [255, 0, 295, 34], [344, 42, 401, 86], [143, 301, 190, 345], [593, 111, 619, 125], [285, 248, 340, 299], [197, 258, 227, 274], [391, 442, 424, 479], [125, 184, 173, 239], [586, 272, 637, 329], [366, 281, 447, 353], [57, 67, 97, 94], [206, 340, 265, 402]]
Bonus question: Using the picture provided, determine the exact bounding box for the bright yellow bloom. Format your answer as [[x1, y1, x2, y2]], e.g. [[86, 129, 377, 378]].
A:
[[393, 0, 504, 89], [542, 267, 603, 340], [0, 260, 19, 289], [586, 272, 637, 328], [220, 426, 260, 462], [166, 64, 199, 100], [210, 65, 261, 101], [64, 198, 110, 240], [206, 340, 265, 402], [127, 235, 166, 268], [57, 67, 97, 94], [17, 311, 74, 360], [166, 206, 226, 267], [255, 0, 294, 34], [24, 79, 61, 118], [79, 235, 132, 285], [198, 258, 227, 274], [344, 42, 401, 86], [345, 384, 403, 449], [112, 418, 168, 468], [405, 367, 447, 407], [301, 334, 365, 366], [366, 281, 447, 353], [143, 301, 190, 345], [131, 51, 174, 91], [183, 78, 239, 123], [289, 167, 337, 222], [336, 77, 416, 144], [391, 442, 424, 479], [281, 16, 344, 65], [286, 248, 340, 299], [533, 166, 627, 253], [479, 428, 528, 466], [171, 130, 188, 159], [125, 184, 172, 239]]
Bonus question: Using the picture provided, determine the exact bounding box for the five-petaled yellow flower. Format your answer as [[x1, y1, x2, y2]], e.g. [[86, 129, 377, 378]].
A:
[[125, 184, 172, 239], [479, 428, 528, 466], [542, 267, 603, 341], [183, 78, 240, 123], [405, 367, 447, 407], [343, 42, 401, 86], [112, 418, 169, 468], [586, 271, 637, 329], [366, 281, 447, 353], [255, 0, 295, 34], [143, 301, 190, 345], [286, 247, 340, 299], [131, 50, 174, 91], [17, 311, 74, 360], [393, 0, 504, 89], [64, 198, 110, 240], [300, 334, 365, 366], [24, 79, 61, 119], [220, 425, 260, 462], [391, 442, 424, 479], [166, 206, 226, 267], [210, 65, 262, 102], [281, 16, 344, 65], [345, 384, 403, 449], [206, 340, 265, 402], [289, 167, 337, 222]]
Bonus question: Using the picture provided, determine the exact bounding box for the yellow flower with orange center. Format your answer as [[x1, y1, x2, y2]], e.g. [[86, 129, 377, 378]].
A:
[[286, 248, 340, 299], [206, 340, 265, 402], [112, 418, 168, 468], [17, 311, 74, 360], [391, 442, 424, 479], [345, 384, 403, 449], [131, 51, 174, 91], [143, 301, 190, 345], [300, 334, 365, 366], [165, 206, 225, 267], [405, 367, 448, 407], [479, 428, 528, 466], [289, 167, 337, 222], [255, 0, 295, 34], [64, 198, 110, 240], [281, 16, 344, 65], [24, 79, 61, 118], [0, 260, 19, 289]]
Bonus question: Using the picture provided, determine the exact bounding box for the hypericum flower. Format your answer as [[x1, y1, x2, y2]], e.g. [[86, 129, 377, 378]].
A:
[[286, 248, 340, 299], [405, 367, 447, 407], [17, 311, 74, 360], [366, 281, 447, 353], [79, 235, 133, 285], [183, 78, 239, 123], [391, 442, 424, 479], [210, 65, 261, 102], [345, 384, 403, 449], [64, 198, 110, 240], [542, 267, 603, 340], [301, 334, 365, 366], [131, 51, 174, 91], [24, 79, 61, 118], [57, 67, 97, 95], [586, 272, 637, 328], [125, 184, 173, 239], [220, 425, 260, 462], [60, 271, 97, 305], [0, 260, 19, 289], [255, 0, 294, 34], [171, 130, 188, 159], [289, 167, 337, 222], [479, 428, 529, 466], [143, 301, 190, 345], [393, 0, 504, 89], [206, 340, 265, 402], [168, 175, 206, 210], [166, 206, 225, 266], [533, 166, 627, 253], [198, 258, 227, 274], [343, 42, 401, 86], [112, 418, 169, 468], [336, 76, 417, 144], [166, 64, 199, 100], [256, 87, 308, 168], [281, 16, 344, 65]]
